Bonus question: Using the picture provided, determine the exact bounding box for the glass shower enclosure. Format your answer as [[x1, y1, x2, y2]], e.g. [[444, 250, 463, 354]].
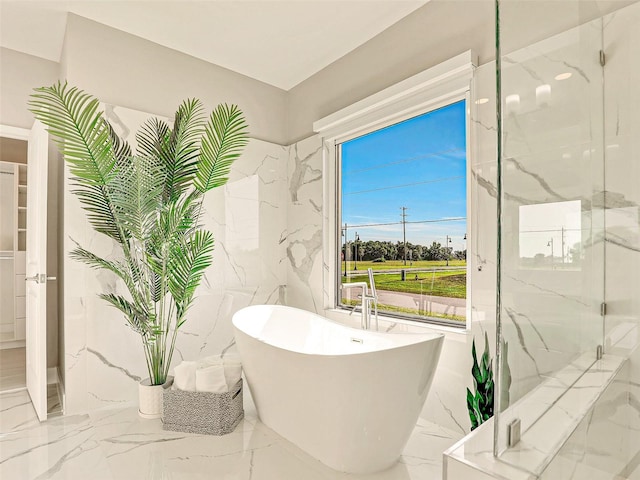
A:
[[495, 0, 640, 477]]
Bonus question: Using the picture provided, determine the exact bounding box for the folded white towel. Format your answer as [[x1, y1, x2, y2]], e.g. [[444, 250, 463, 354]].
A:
[[222, 355, 242, 390], [196, 364, 228, 393], [222, 353, 241, 365], [173, 361, 197, 391], [224, 364, 242, 390], [197, 354, 223, 369]]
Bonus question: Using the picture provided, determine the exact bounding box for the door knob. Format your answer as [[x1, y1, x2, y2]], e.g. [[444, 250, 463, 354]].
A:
[[25, 274, 52, 283]]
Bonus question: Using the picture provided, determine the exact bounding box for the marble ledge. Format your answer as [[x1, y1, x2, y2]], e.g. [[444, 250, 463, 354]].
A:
[[499, 354, 626, 477], [444, 354, 627, 479]]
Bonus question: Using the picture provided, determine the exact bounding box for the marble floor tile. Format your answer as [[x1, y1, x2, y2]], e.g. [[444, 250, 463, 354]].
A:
[[0, 347, 26, 392], [0, 389, 40, 433], [0, 389, 462, 480]]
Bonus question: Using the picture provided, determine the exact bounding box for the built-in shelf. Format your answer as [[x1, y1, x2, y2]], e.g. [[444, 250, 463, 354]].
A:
[[0, 332, 15, 343], [0, 160, 27, 344]]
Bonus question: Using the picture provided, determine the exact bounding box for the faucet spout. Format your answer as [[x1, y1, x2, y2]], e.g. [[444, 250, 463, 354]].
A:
[[340, 282, 369, 329], [341, 270, 379, 331]]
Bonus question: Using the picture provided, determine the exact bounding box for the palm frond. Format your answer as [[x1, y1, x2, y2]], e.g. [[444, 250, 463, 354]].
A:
[[29, 82, 125, 244], [167, 230, 215, 320], [106, 121, 132, 168], [145, 197, 200, 285], [111, 155, 163, 241], [69, 244, 144, 308], [195, 104, 248, 193], [136, 116, 171, 166], [165, 98, 206, 200], [99, 293, 153, 337]]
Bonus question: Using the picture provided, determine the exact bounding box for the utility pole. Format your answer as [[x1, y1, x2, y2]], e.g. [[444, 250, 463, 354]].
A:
[[343, 223, 348, 276], [354, 232, 360, 271], [401, 207, 408, 266], [445, 235, 452, 266]]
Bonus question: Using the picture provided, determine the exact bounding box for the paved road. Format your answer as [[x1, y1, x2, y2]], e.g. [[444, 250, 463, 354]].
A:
[[375, 288, 466, 319]]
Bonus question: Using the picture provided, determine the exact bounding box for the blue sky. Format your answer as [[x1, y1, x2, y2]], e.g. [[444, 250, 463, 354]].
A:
[[341, 100, 467, 252]]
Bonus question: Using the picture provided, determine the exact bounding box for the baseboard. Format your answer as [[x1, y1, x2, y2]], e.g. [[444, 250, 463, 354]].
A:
[[56, 368, 65, 414]]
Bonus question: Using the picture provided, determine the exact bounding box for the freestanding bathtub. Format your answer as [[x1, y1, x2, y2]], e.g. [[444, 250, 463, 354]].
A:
[[232, 305, 444, 474]]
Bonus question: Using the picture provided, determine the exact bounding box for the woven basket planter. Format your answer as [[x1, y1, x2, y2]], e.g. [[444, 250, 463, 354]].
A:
[[162, 378, 244, 435]]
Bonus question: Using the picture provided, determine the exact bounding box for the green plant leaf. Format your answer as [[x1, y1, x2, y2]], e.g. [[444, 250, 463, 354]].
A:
[[467, 334, 495, 431], [167, 229, 215, 319], [110, 155, 163, 242], [98, 293, 153, 338], [195, 104, 248, 193], [467, 388, 479, 430], [29, 82, 125, 244]]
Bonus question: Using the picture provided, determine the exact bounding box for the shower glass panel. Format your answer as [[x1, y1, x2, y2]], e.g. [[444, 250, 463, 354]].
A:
[[495, 0, 605, 458]]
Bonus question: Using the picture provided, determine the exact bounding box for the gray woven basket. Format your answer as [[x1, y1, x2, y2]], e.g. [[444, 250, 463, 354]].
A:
[[162, 378, 244, 435]]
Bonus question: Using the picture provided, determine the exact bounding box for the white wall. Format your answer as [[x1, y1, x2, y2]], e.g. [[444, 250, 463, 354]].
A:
[[0, 48, 59, 129], [286, 0, 495, 143], [63, 15, 288, 146]]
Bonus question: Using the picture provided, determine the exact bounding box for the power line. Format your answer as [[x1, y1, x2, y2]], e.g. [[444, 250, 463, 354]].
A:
[[520, 228, 581, 233], [344, 176, 464, 196], [401, 207, 408, 266], [344, 217, 466, 229]]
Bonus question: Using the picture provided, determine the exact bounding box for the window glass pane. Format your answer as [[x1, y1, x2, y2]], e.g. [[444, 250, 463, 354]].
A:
[[339, 100, 467, 324]]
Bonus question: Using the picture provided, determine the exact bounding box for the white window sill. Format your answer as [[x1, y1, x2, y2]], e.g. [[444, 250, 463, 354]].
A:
[[323, 307, 471, 337]]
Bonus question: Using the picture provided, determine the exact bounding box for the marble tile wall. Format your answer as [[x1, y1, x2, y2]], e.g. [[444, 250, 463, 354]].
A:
[[63, 104, 288, 413], [285, 135, 324, 314]]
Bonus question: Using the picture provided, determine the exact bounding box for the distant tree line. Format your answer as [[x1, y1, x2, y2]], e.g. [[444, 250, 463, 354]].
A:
[[343, 240, 466, 262]]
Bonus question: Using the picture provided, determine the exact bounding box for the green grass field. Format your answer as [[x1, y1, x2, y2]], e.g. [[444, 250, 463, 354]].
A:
[[343, 270, 467, 299]]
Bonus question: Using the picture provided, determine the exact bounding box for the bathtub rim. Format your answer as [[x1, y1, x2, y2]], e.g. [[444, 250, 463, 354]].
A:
[[232, 304, 444, 357]]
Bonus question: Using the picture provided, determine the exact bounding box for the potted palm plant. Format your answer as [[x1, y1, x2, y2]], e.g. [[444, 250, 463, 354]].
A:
[[29, 82, 248, 417]]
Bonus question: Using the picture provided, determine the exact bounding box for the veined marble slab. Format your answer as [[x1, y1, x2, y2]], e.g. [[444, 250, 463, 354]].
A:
[[0, 385, 462, 480]]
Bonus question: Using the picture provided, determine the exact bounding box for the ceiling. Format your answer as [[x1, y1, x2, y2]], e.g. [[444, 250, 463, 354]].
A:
[[0, 1, 427, 90]]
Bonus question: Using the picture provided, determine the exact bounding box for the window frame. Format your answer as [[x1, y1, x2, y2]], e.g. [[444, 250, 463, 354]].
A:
[[314, 51, 476, 330]]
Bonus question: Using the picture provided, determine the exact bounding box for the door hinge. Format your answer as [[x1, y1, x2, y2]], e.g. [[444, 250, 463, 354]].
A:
[[600, 50, 606, 67], [507, 418, 521, 447], [600, 302, 607, 316]]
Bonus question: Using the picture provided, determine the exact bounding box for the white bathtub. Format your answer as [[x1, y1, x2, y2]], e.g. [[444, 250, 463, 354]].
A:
[[232, 305, 444, 474]]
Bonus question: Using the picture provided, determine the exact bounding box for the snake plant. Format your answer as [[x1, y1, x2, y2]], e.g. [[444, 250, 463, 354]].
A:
[[466, 332, 494, 431], [29, 82, 248, 385]]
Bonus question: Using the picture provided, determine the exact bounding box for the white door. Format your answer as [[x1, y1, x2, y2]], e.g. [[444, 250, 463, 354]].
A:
[[25, 120, 48, 422]]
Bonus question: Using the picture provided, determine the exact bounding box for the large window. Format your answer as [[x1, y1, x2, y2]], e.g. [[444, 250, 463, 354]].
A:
[[338, 100, 468, 325]]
